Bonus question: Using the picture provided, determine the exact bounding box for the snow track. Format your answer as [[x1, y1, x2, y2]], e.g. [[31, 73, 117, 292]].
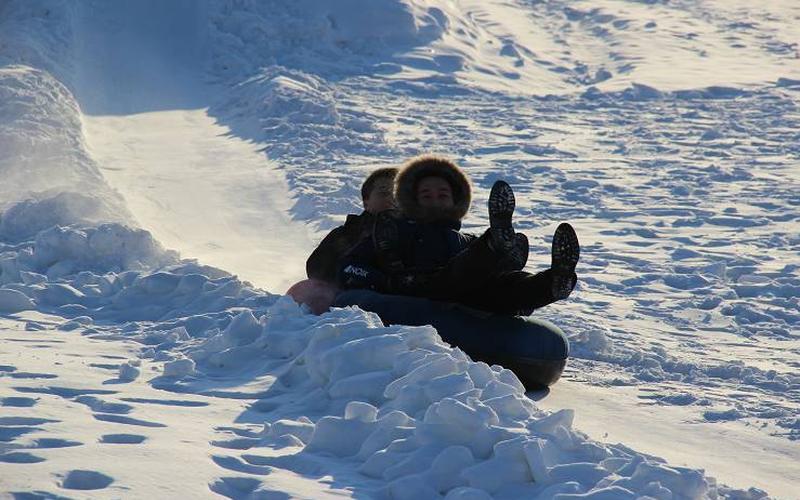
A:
[[82, 110, 311, 292], [73, 0, 312, 291]]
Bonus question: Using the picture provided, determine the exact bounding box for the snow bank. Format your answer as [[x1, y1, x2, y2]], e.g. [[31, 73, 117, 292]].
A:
[[207, 0, 443, 82], [175, 298, 750, 499], [209, 63, 389, 228], [0, 288, 35, 313], [0, 196, 277, 327], [0, 0, 75, 82], [0, 202, 177, 285], [0, 193, 118, 243], [0, 4, 128, 223]]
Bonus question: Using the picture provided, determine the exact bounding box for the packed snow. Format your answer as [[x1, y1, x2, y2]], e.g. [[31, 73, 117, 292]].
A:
[[1, 0, 798, 498]]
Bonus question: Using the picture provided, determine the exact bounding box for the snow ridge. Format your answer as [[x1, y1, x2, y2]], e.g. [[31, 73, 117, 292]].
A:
[[186, 299, 745, 499]]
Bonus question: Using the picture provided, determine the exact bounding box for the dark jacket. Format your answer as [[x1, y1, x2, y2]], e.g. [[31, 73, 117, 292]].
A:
[[339, 217, 476, 291], [339, 155, 475, 292], [306, 211, 374, 284]]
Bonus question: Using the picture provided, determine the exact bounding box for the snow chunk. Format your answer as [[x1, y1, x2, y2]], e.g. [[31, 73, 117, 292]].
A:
[[305, 414, 377, 457], [118, 360, 141, 382], [461, 437, 532, 493], [222, 310, 263, 347], [0, 288, 34, 312], [0, 66, 128, 225], [163, 356, 196, 378], [266, 419, 315, 445]]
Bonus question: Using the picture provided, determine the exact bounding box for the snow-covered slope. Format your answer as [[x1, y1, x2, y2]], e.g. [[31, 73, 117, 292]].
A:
[[1, 0, 798, 498]]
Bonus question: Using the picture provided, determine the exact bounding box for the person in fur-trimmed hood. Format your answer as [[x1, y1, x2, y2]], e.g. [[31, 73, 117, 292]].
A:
[[338, 154, 580, 316], [394, 155, 473, 224]]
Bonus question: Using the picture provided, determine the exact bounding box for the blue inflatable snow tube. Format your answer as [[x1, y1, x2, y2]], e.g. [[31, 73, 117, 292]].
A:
[[333, 289, 569, 389]]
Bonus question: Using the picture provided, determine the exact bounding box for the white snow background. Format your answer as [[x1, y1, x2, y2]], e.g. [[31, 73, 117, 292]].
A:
[[1, 0, 798, 498]]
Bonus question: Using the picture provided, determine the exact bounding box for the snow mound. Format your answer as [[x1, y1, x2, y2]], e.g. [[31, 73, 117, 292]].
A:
[[0, 5, 129, 226], [208, 0, 442, 81], [0, 288, 35, 313], [0, 66, 127, 220], [0, 193, 117, 243], [210, 64, 387, 227], [0, 214, 278, 326], [176, 298, 733, 498], [0, 220, 177, 285], [0, 65, 82, 163], [0, 1, 75, 82]]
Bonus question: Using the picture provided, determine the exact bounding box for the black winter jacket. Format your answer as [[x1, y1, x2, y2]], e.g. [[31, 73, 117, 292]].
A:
[[306, 212, 374, 284], [338, 217, 476, 292]]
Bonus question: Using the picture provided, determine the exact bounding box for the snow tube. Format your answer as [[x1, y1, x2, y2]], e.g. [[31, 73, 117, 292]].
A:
[[333, 289, 569, 390], [286, 279, 340, 315]]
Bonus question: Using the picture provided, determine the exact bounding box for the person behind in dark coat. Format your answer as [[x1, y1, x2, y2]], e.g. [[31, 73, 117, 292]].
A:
[[338, 155, 580, 316], [305, 167, 398, 284]]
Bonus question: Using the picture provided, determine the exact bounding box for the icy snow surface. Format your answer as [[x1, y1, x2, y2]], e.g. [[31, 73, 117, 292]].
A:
[[1, 0, 799, 498]]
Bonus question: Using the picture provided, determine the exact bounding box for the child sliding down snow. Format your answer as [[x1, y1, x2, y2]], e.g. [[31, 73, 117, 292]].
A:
[[339, 155, 580, 316]]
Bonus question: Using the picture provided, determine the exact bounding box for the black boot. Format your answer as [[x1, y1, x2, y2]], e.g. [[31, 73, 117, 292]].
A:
[[551, 222, 580, 300], [488, 180, 516, 251], [373, 210, 404, 273], [502, 232, 529, 271]]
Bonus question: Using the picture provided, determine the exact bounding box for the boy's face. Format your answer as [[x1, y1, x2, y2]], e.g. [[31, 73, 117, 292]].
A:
[[364, 177, 396, 214], [416, 176, 454, 210]]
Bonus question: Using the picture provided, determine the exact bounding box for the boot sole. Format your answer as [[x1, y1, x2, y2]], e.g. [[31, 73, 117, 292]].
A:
[[551, 222, 580, 299], [488, 180, 515, 228], [507, 233, 529, 270]]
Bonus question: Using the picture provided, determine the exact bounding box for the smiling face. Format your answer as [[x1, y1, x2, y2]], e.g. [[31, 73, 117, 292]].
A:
[[363, 177, 396, 214], [416, 176, 454, 210]]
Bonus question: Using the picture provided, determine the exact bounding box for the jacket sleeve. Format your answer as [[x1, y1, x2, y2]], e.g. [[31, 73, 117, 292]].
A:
[[337, 237, 390, 292], [461, 232, 479, 248], [306, 226, 347, 282]]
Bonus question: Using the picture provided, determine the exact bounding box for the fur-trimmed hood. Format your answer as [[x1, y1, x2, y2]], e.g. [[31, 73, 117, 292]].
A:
[[395, 155, 472, 223]]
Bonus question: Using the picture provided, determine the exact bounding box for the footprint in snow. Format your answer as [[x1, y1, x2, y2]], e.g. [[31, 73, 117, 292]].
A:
[[29, 438, 83, 449], [211, 455, 273, 476], [74, 395, 133, 414], [211, 477, 293, 500], [7, 372, 58, 380], [89, 363, 121, 370], [7, 490, 67, 499], [211, 424, 262, 450], [98, 354, 127, 360], [1, 396, 38, 407], [215, 425, 262, 438], [0, 452, 46, 464], [92, 414, 166, 428], [0, 427, 38, 442], [59, 470, 114, 490], [0, 417, 59, 426], [209, 477, 267, 499], [119, 397, 209, 407], [100, 433, 147, 444], [0, 417, 60, 446], [13, 386, 116, 398], [211, 436, 260, 450]]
